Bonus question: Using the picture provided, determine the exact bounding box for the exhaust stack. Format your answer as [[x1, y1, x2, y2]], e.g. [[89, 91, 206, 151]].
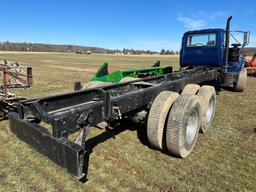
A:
[[224, 16, 232, 72]]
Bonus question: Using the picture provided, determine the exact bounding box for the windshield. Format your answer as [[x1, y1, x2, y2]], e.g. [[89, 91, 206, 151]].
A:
[[187, 34, 216, 47]]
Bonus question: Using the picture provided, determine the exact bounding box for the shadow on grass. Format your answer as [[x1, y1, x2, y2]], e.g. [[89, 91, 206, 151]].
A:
[[220, 86, 238, 92], [215, 86, 245, 94], [81, 116, 154, 182], [86, 118, 150, 150]]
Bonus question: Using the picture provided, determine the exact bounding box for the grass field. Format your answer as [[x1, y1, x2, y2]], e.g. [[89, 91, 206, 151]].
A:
[[0, 52, 255, 192]]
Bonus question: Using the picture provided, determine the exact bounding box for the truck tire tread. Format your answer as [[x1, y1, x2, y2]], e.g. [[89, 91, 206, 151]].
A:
[[197, 86, 216, 133], [181, 84, 200, 95], [147, 91, 179, 150], [166, 95, 201, 158]]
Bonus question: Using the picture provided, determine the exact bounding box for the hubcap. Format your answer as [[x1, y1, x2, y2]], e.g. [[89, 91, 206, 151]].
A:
[[206, 97, 214, 123], [186, 110, 199, 145]]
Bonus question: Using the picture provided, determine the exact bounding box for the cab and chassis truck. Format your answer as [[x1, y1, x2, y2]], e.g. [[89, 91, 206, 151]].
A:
[[9, 16, 249, 179]]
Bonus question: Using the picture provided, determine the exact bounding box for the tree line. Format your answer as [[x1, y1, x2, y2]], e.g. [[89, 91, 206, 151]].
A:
[[160, 49, 179, 55], [0, 41, 179, 55], [109, 48, 159, 55], [0, 41, 107, 53]]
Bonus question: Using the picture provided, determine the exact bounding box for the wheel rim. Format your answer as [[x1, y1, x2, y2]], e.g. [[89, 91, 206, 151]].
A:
[[186, 109, 199, 145], [206, 97, 214, 123]]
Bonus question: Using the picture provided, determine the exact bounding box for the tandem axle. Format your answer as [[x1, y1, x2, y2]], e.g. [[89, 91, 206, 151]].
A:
[[10, 68, 217, 179]]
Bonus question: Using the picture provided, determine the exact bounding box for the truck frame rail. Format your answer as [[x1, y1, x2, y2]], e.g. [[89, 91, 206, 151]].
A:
[[9, 68, 218, 179]]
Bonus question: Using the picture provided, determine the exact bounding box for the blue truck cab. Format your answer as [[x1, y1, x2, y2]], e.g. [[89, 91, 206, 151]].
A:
[[180, 29, 226, 68], [180, 17, 249, 79]]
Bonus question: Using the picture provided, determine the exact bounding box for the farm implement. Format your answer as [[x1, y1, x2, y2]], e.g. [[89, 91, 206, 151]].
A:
[[246, 54, 256, 76], [81, 60, 173, 89], [91, 60, 172, 82], [0, 60, 32, 118], [9, 16, 250, 180], [0, 60, 32, 100]]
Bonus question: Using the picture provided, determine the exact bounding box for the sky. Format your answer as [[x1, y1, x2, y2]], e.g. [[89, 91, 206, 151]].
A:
[[0, 0, 255, 51]]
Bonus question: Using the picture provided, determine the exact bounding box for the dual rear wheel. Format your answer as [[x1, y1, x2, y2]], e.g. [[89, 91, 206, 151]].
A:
[[147, 84, 216, 158]]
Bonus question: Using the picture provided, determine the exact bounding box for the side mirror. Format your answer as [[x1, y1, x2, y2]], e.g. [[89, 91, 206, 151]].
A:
[[243, 32, 250, 47]]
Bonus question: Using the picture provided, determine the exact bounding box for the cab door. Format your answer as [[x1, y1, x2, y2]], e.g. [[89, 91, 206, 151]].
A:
[[180, 32, 223, 67]]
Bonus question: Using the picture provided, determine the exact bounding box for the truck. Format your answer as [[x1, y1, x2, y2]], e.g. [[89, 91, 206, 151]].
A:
[[9, 16, 249, 180]]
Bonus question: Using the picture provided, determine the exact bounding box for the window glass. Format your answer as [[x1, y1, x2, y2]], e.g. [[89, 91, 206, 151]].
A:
[[187, 34, 216, 46]]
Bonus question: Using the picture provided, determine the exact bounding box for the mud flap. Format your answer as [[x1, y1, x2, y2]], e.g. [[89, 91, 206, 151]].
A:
[[9, 112, 86, 179]]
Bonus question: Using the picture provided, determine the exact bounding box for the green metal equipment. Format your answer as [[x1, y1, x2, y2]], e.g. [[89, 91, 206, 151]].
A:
[[90, 61, 173, 83]]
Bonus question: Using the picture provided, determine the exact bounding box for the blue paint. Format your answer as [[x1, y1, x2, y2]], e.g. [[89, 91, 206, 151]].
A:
[[180, 29, 225, 67], [180, 28, 244, 74], [227, 56, 245, 74]]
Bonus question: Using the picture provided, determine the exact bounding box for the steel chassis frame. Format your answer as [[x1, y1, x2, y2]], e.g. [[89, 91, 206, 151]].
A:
[[9, 68, 218, 179]]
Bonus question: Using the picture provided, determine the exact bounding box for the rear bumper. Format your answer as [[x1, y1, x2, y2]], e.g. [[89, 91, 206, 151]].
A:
[[9, 112, 87, 179]]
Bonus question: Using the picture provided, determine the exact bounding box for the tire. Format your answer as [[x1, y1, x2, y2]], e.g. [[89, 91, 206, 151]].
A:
[[147, 91, 179, 150], [84, 81, 113, 89], [197, 86, 216, 133], [166, 95, 201, 158], [181, 84, 200, 95], [119, 77, 138, 83], [233, 68, 247, 92]]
